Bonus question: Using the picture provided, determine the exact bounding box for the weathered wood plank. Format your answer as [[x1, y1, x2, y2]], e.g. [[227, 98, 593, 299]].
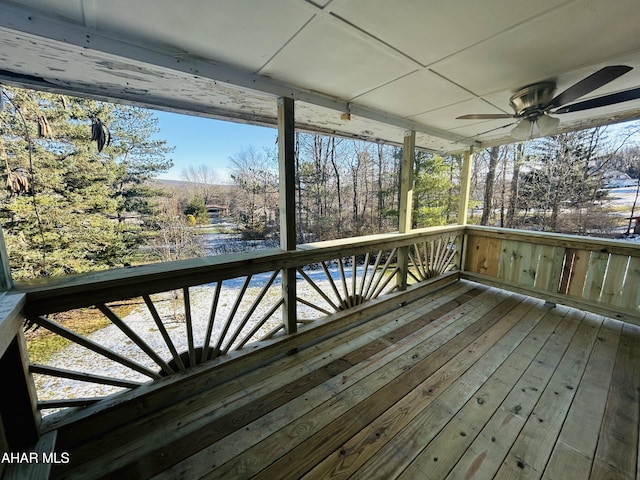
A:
[[542, 316, 622, 480], [435, 307, 582, 480], [201, 293, 520, 479], [0, 292, 25, 358], [497, 240, 521, 284], [590, 323, 640, 479], [516, 242, 538, 288], [2, 430, 57, 480], [493, 311, 602, 478], [54, 284, 484, 478], [303, 297, 544, 480]]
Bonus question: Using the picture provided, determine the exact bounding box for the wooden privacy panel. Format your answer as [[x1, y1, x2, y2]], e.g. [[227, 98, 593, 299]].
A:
[[465, 235, 500, 277], [464, 232, 640, 320]]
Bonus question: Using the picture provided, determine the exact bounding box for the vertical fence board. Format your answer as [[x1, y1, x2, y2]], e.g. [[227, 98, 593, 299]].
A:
[[621, 257, 640, 313], [516, 242, 537, 287], [601, 255, 630, 308], [466, 235, 501, 277], [497, 240, 521, 284], [583, 252, 609, 302], [534, 245, 564, 293], [564, 249, 591, 298]]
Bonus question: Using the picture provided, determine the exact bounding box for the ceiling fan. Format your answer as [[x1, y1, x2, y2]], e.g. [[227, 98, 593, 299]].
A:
[[457, 65, 640, 140]]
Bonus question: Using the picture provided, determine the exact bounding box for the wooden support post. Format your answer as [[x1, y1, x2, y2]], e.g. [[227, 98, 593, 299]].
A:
[[456, 148, 474, 271], [397, 130, 415, 291], [278, 97, 297, 334], [0, 334, 40, 450], [0, 225, 13, 291], [458, 148, 473, 226]]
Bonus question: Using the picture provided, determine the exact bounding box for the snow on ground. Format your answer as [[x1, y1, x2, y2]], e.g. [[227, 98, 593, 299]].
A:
[[34, 267, 376, 415]]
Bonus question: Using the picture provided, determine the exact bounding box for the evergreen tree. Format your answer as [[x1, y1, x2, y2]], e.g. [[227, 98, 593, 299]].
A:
[[0, 87, 173, 278], [412, 153, 456, 227], [183, 196, 210, 225]]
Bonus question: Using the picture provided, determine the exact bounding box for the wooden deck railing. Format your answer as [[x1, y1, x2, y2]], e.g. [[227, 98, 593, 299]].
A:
[[4, 224, 640, 452], [462, 225, 640, 325], [3, 226, 461, 434]]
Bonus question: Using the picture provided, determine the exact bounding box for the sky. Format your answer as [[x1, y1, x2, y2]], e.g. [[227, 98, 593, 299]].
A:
[[151, 110, 278, 182]]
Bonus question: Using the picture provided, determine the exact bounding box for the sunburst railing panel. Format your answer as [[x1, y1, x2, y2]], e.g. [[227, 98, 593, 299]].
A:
[[408, 234, 459, 284], [295, 248, 400, 320], [26, 271, 286, 412], [17, 226, 464, 415]]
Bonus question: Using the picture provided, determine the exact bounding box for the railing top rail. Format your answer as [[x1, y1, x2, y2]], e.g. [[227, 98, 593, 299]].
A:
[[465, 225, 640, 257], [14, 226, 464, 316], [0, 292, 26, 357]]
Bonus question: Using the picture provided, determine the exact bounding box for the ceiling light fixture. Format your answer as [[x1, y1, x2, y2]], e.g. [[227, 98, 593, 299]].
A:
[[536, 114, 560, 135], [511, 119, 533, 140], [510, 114, 560, 140]]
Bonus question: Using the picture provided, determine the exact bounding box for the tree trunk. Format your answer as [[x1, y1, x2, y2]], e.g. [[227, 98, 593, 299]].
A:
[[506, 143, 524, 227], [329, 137, 342, 234], [481, 146, 499, 225]]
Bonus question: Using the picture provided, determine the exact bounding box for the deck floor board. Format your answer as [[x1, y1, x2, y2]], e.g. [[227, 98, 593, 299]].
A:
[[49, 280, 640, 480]]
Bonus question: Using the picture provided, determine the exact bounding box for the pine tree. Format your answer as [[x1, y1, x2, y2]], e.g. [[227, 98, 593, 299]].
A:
[[0, 87, 173, 278]]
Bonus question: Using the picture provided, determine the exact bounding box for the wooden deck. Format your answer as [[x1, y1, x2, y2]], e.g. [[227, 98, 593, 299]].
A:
[[45, 280, 640, 479]]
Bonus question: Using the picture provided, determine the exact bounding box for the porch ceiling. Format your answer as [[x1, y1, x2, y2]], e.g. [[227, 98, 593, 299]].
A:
[[0, 0, 639, 152]]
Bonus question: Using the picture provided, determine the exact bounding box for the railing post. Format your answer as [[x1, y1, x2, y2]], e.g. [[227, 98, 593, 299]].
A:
[[0, 333, 40, 451], [397, 130, 415, 291], [278, 97, 297, 334], [0, 224, 13, 291], [0, 227, 39, 455], [456, 148, 474, 271]]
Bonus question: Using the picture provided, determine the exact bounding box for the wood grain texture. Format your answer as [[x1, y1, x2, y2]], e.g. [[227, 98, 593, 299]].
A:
[[27, 280, 640, 480]]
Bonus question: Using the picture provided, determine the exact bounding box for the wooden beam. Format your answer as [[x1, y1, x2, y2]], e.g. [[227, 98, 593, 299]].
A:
[[458, 148, 474, 226], [0, 3, 475, 148], [278, 97, 297, 334], [397, 131, 416, 291], [278, 97, 296, 251], [398, 131, 415, 234]]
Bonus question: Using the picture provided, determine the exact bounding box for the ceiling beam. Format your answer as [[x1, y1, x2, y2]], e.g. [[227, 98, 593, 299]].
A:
[[0, 3, 475, 148]]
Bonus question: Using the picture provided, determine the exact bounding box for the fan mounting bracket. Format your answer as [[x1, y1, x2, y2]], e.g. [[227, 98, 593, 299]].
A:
[[509, 81, 556, 119]]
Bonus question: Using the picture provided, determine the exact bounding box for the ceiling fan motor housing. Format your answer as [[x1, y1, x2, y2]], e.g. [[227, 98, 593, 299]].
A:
[[509, 81, 556, 118]]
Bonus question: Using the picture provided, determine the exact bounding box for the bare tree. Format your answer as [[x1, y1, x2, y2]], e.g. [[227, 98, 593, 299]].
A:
[[180, 164, 221, 205], [229, 146, 278, 237]]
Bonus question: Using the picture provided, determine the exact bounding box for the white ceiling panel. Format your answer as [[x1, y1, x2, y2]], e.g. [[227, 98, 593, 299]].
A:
[[259, 17, 416, 100], [354, 70, 474, 118], [93, 0, 314, 72], [431, 0, 640, 96], [1, 0, 640, 153], [410, 99, 512, 130], [330, 0, 571, 66]]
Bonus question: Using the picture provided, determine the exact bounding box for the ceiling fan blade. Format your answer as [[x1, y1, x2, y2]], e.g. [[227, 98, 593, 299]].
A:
[[545, 65, 633, 109], [456, 114, 514, 120], [554, 86, 640, 114]]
